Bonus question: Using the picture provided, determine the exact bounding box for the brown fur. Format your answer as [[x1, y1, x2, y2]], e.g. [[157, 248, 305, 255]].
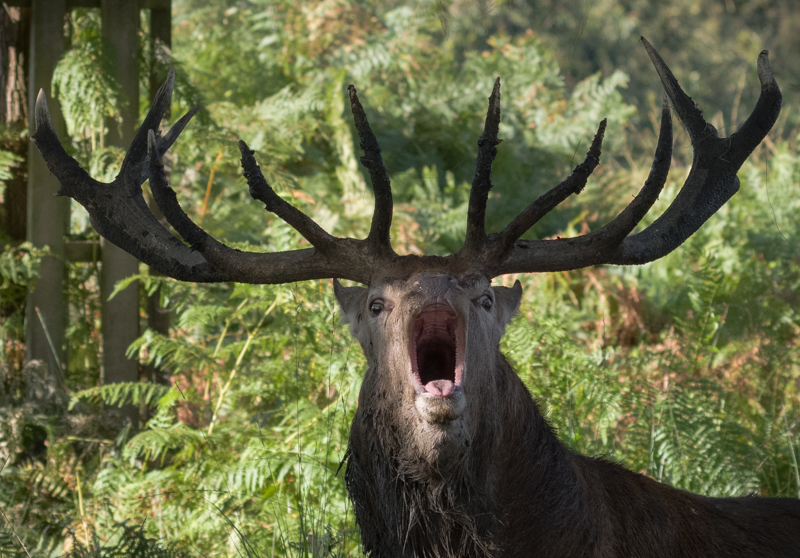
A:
[[335, 271, 800, 558]]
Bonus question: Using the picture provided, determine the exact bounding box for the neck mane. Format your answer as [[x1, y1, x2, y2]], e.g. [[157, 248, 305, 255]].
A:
[[345, 358, 587, 558]]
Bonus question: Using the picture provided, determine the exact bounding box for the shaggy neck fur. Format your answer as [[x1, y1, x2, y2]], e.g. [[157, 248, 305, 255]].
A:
[[345, 356, 587, 558], [345, 358, 800, 558]]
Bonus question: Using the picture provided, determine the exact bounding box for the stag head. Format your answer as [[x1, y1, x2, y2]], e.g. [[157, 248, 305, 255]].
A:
[[335, 272, 522, 466]]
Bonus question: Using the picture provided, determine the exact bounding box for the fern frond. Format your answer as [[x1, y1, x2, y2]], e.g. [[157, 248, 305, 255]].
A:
[[70, 383, 171, 410]]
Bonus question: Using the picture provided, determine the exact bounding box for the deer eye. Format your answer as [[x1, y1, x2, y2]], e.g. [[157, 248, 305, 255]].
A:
[[370, 300, 384, 316], [479, 295, 492, 311]]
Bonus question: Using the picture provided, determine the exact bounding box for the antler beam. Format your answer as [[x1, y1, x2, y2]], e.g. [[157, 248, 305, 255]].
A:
[[33, 71, 396, 285]]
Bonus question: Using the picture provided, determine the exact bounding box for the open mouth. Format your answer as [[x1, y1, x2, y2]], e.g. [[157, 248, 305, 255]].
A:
[[409, 304, 464, 397]]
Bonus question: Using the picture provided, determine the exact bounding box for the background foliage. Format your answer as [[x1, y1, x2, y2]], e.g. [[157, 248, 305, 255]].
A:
[[1, 0, 799, 556]]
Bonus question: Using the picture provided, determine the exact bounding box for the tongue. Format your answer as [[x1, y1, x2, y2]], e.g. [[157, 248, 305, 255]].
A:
[[425, 379, 455, 397]]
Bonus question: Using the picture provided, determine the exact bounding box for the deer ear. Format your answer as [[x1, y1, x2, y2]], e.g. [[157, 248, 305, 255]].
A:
[[494, 280, 522, 327], [334, 279, 368, 325]]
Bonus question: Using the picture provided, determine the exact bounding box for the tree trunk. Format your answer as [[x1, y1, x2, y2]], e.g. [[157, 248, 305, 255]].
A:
[[1, 4, 30, 242], [1, 4, 30, 380]]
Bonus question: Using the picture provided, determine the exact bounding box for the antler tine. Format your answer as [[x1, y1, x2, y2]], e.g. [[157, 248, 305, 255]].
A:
[[146, 129, 211, 251], [120, 67, 177, 187], [494, 119, 606, 256], [348, 85, 395, 256], [725, 49, 781, 167], [146, 131, 375, 284], [462, 78, 502, 254], [591, 95, 673, 242], [32, 89, 94, 199], [465, 79, 502, 249], [493, 39, 779, 275], [641, 38, 711, 144], [239, 141, 337, 251], [118, 68, 200, 192]]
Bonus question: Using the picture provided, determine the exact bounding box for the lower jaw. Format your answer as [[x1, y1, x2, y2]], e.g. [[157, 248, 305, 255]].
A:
[[414, 391, 466, 424]]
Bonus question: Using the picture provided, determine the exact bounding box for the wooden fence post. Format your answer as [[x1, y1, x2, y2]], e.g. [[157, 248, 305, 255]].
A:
[[25, 0, 67, 374], [146, 4, 172, 386], [99, 0, 140, 391]]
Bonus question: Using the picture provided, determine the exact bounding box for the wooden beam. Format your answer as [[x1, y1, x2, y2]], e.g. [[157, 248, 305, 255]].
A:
[[65, 240, 101, 262], [4, 0, 171, 8], [3, 240, 101, 262], [26, 0, 67, 374], [2, 241, 101, 262], [149, 6, 171, 101]]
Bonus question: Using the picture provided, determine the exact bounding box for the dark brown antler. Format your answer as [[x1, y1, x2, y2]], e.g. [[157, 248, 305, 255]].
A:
[[32, 73, 396, 285], [462, 77, 502, 255], [478, 37, 781, 276], [33, 39, 780, 287], [31, 70, 219, 281], [347, 85, 396, 257]]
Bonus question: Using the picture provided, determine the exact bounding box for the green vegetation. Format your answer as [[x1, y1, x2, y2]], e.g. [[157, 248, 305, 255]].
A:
[[1, 0, 799, 556]]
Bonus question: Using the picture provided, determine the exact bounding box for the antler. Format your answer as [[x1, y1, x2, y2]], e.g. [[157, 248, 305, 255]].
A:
[[33, 39, 780, 287], [474, 37, 781, 276], [32, 71, 396, 285]]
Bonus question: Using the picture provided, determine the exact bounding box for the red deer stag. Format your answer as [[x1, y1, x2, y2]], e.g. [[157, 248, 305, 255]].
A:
[[33, 38, 798, 557]]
